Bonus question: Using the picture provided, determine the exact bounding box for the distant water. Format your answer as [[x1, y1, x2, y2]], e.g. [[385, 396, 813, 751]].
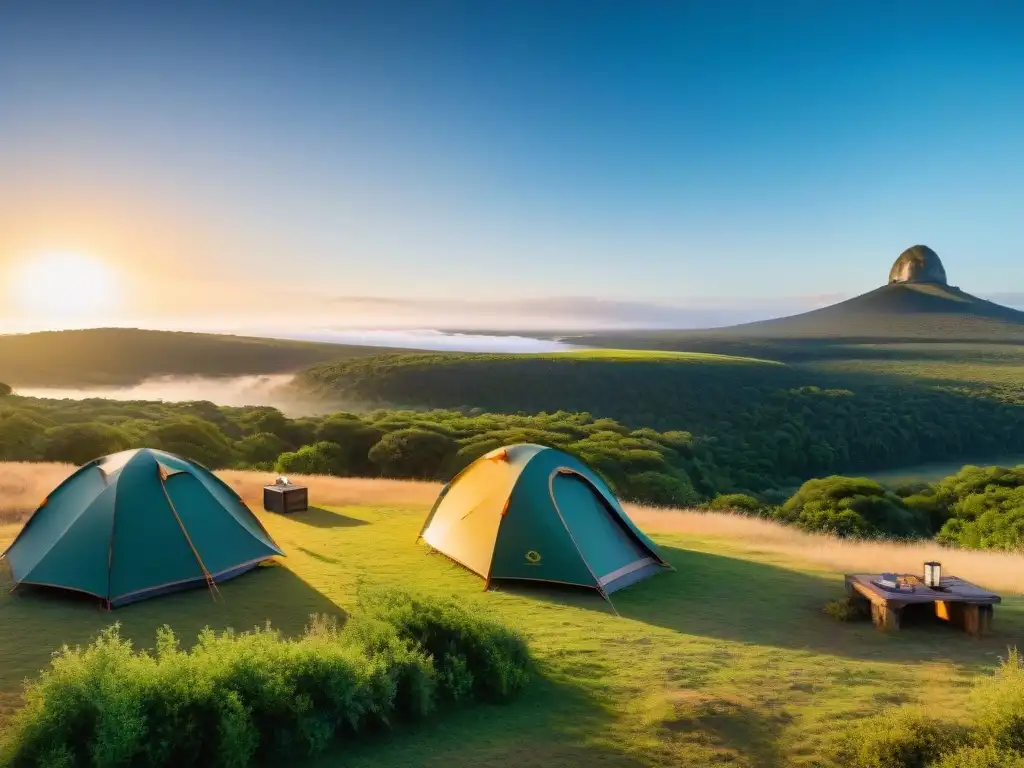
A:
[[256, 328, 582, 353], [13, 330, 583, 414]]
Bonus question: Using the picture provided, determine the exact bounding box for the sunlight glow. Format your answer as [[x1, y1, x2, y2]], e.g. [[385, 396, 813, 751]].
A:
[[10, 252, 120, 320]]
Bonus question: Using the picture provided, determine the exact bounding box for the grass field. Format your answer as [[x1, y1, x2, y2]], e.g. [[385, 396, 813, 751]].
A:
[[544, 348, 780, 365], [2, 466, 1023, 766]]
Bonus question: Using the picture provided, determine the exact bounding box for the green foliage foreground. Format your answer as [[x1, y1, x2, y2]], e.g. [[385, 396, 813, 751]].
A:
[[0, 587, 531, 768], [828, 648, 1024, 768]]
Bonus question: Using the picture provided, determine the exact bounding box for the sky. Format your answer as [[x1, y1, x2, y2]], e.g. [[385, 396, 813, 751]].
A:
[[2, 1, 1023, 333]]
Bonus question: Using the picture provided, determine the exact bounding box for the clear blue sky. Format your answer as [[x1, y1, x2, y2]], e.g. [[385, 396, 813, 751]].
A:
[[1, 1, 1022, 323]]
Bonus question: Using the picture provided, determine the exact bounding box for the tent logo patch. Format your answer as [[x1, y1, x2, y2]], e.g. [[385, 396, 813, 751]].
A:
[[525, 550, 542, 565]]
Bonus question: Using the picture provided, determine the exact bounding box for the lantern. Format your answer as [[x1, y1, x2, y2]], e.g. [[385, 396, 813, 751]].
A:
[[924, 561, 942, 588]]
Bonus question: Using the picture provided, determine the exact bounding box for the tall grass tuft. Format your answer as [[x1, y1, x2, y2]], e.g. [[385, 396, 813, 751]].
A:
[[0, 590, 530, 768]]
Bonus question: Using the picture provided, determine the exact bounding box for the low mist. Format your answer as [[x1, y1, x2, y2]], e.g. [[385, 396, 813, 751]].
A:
[[15, 374, 339, 417]]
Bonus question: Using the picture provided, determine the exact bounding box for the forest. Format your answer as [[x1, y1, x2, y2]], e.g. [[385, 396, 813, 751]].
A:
[[296, 351, 1024, 494], [3, 390, 1023, 552]]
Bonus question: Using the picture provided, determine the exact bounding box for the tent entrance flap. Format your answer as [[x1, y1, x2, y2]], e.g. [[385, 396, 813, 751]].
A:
[[550, 472, 652, 582]]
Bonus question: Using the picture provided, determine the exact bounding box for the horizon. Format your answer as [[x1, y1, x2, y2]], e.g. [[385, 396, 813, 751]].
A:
[[2, 2, 1023, 333]]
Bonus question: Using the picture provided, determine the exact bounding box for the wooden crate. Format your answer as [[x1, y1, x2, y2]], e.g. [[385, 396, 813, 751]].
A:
[[263, 485, 309, 514]]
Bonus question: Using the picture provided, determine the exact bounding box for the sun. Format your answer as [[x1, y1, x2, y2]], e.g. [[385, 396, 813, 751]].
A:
[[11, 252, 120, 320]]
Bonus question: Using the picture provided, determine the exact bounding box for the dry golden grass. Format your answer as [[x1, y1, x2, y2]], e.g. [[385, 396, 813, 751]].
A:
[[1, 463, 1021, 595], [0, 463, 441, 525], [627, 504, 1024, 594]]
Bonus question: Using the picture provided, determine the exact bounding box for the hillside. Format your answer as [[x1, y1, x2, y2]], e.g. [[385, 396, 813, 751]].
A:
[[1, 467, 1023, 766], [293, 348, 1024, 493], [0, 328, 404, 387], [718, 282, 1024, 340], [574, 246, 1024, 355]]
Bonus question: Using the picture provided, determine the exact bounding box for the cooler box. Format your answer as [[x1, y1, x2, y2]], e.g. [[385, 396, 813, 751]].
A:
[[263, 484, 309, 514]]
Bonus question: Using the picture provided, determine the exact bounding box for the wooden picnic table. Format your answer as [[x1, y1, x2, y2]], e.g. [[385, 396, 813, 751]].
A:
[[845, 573, 1001, 636]]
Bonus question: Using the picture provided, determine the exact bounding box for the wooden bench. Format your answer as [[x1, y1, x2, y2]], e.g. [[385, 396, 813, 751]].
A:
[[844, 573, 1000, 636]]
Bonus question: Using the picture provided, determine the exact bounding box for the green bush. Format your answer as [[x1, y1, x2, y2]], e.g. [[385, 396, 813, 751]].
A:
[[823, 597, 866, 622], [0, 590, 531, 767], [779, 476, 928, 538], [971, 648, 1024, 752], [709, 493, 763, 514], [0, 381, 11, 396], [931, 744, 1024, 768], [828, 707, 971, 768], [275, 441, 346, 475], [356, 586, 531, 704]]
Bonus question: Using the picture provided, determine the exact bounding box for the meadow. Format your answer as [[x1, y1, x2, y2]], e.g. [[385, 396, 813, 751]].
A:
[[3, 465, 1023, 766]]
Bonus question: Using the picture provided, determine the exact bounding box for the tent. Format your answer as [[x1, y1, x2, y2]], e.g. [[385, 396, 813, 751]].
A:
[[418, 443, 671, 602], [2, 448, 284, 607]]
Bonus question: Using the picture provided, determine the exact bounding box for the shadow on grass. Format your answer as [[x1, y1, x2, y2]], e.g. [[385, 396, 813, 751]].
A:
[[287, 506, 370, 529], [314, 672, 651, 768], [622, 546, 1024, 664], [0, 561, 345, 694], [491, 546, 1022, 667]]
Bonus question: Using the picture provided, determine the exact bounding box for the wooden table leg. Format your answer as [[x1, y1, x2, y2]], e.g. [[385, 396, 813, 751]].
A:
[[872, 602, 900, 631], [980, 605, 994, 635]]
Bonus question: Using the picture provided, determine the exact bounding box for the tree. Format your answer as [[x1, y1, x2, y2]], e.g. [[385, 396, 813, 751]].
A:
[[144, 417, 235, 468], [315, 415, 383, 475], [368, 429, 459, 479], [275, 441, 345, 476], [40, 423, 131, 465], [0, 413, 45, 460], [235, 432, 289, 466], [0, 382, 11, 397], [620, 471, 699, 508]]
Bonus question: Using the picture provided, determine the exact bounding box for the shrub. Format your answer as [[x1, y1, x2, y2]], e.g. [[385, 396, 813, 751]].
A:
[[0, 381, 11, 396], [356, 586, 531, 703], [275, 441, 345, 475], [971, 647, 1024, 752], [828, 707, 971, 768], [709, 493, 762, 514], [823, 597, 866, 622], [0, 590, 531, 767], [931, 744, 1024, 768], [780, 476, 928, 538]]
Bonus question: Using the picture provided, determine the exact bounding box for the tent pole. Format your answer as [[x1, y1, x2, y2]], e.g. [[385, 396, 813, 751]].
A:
[[600, 587, 621, 617]]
